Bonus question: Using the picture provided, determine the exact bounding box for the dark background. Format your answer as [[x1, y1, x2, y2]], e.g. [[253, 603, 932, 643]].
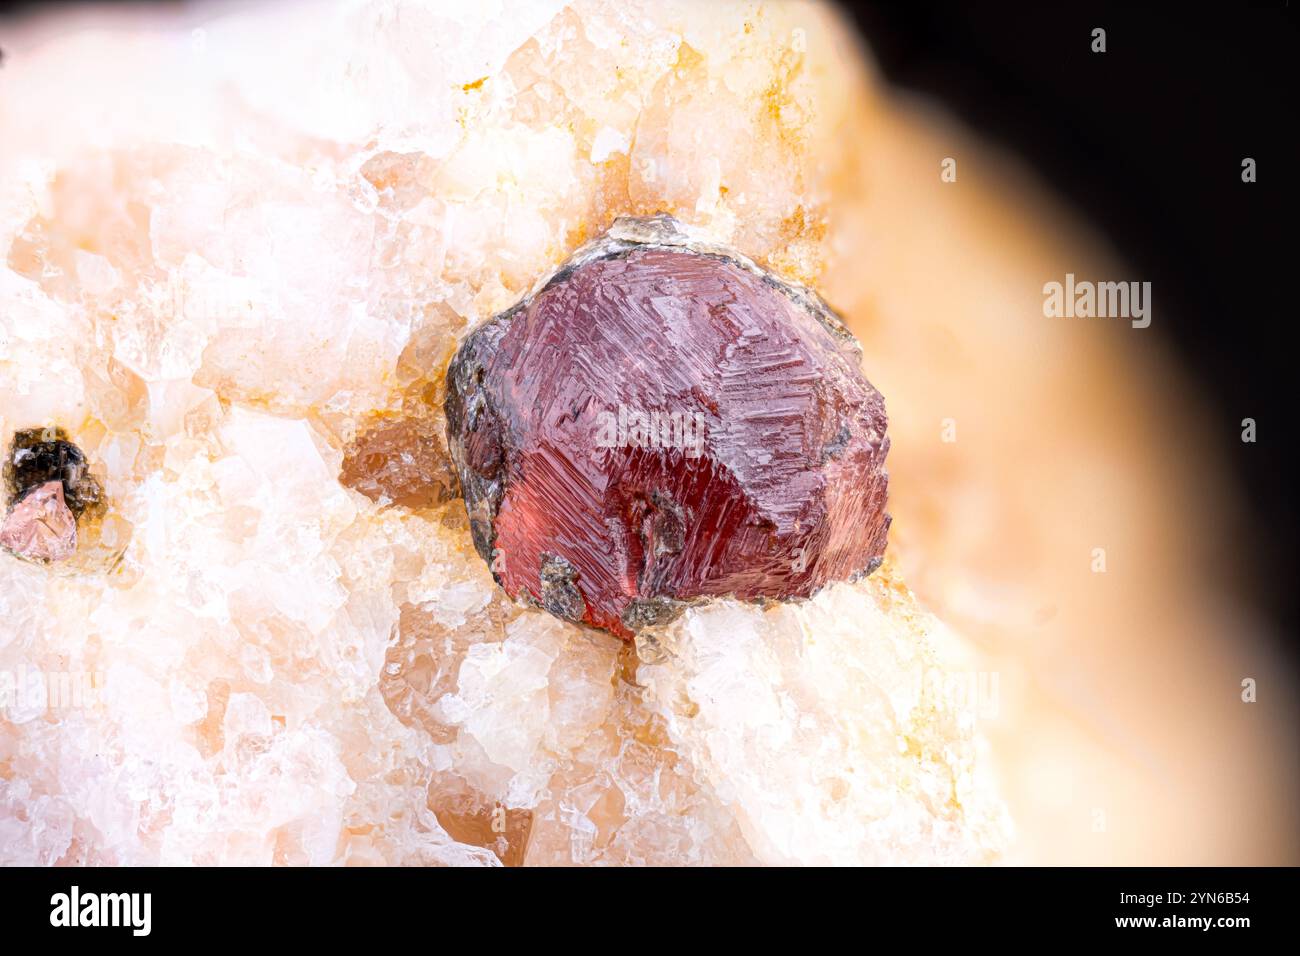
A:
[[1, 1, 1295, 636], [838, 2, 1297, 638]]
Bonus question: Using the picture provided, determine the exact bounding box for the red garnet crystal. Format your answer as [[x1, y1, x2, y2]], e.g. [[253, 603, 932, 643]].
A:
[[445, 216, 890, 639]]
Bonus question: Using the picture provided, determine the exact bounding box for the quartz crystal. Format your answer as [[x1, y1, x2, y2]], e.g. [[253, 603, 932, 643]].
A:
[[341, 417, 459, 510], [446, 216, 891, 638]]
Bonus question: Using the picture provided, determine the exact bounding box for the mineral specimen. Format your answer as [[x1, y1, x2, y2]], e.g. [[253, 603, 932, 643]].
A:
[[4, 429, 103, 519], [0, 0, 1139, 869], [446, 215, 891, 638], [0, 430, 102, 562]]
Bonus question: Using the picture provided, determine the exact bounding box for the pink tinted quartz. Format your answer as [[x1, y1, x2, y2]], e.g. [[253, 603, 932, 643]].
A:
[[0, 480, 78, 563]]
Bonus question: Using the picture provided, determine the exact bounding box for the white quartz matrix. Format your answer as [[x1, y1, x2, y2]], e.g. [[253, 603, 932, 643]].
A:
[[0, 0, 1010, 865]]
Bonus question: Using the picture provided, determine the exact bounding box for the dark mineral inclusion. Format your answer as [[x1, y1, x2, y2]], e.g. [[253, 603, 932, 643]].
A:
[[1, 428, 104, 563], [4, 428, 103, 518], [445, 215, 890, 639]]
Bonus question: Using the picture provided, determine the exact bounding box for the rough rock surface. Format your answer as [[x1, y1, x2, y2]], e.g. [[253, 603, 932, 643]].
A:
[[0, 0, 1012, 866]]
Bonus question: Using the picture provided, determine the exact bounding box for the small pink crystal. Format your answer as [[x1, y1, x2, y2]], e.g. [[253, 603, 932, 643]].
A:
[[0, 480, 79, 562]]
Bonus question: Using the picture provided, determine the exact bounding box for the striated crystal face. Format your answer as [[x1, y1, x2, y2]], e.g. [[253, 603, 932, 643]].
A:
[[446, 217, 891, 638]]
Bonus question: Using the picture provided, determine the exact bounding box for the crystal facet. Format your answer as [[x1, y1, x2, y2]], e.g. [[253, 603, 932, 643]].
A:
[[340, 418, 458, 510], [446, 217, 891, 638], [0, 480, 78, 562]]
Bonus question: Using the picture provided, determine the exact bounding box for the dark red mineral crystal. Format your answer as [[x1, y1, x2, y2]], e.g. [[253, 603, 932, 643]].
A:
[[445, 216, 890, 639]]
